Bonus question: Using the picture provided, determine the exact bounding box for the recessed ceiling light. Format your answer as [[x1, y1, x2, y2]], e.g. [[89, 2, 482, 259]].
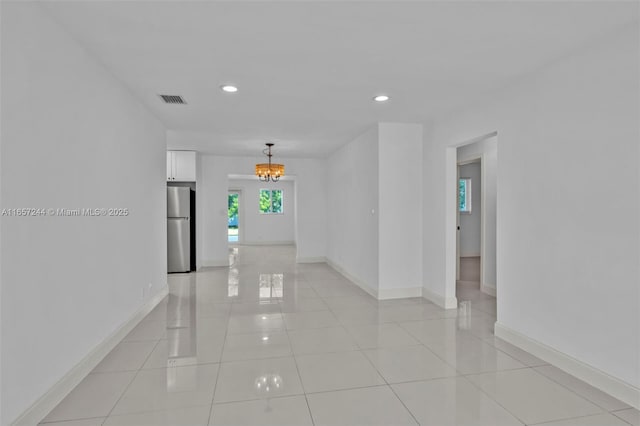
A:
[[221, 85, 238, 93], [374, 95, 390, 102]]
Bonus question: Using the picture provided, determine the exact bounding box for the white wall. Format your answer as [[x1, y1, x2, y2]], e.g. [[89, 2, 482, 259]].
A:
[[195, 154, 327, 266], [378, 123, 423, 297], [326, 126, 379, 294], [228, 178, 295, 244], [423, 25, 639, 396], [458, 161, 481, 257], [326, 123, 423, 298], [0, 3, 167, 424]]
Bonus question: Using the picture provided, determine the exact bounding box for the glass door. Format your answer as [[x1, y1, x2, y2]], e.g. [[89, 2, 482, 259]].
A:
[[228, 191, 240, 243]]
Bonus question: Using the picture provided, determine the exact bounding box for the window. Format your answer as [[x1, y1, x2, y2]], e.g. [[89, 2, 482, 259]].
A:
[[228, 192, 239, 242], [459, 178, 472, 213], [259, 189, 283, 214]]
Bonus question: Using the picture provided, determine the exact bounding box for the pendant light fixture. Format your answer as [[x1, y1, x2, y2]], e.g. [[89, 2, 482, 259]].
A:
[[255, 143, 284, 182]]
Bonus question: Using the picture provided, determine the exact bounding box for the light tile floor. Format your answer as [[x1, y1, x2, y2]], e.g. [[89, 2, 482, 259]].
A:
[[41, 246, 637, 425]]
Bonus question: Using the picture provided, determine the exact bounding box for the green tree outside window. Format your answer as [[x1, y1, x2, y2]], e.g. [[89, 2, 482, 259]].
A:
[[459, 178, 471, 213], [228, 193, 239, 220], [260, 189, 283, 214]]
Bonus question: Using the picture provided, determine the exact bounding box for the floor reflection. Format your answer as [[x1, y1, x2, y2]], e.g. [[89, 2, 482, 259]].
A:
[[228, 267, 239, 298], [165, 280, 197, 369], [457, 300, 472, 330], [254, 374, 283, 395], [259, 273, 284, 301]]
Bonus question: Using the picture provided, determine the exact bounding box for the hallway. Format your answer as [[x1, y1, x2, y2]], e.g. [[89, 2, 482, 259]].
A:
[[41, 246, 635, 425]]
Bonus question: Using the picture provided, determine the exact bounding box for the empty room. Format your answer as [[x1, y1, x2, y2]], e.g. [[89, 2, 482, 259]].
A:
[[1, 1, 638, 425]]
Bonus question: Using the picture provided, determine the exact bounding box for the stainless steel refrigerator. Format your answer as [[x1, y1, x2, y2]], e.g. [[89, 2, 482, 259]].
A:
[[167, 186, 194, 273]]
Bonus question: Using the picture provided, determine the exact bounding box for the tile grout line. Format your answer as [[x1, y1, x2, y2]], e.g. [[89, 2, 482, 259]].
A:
[[527, 411, 634, 426], [531, 366, 630, 413], [282, 304, 316, 426], [609, 409, 637, 426], [43, 336, 164, 424], [462, 368, 536, 426], [38, 415, 107, 425], [207, 283, 234, 426], [393, 316, 536, 425], [136, 337, 164, 372], [523, 368, 611, 415], [100, 338, 162, 423], [394, 320, 466, 375], [386, 383, 421, 426], [303, 383, 408, 398], [357, 344, 422, 426]]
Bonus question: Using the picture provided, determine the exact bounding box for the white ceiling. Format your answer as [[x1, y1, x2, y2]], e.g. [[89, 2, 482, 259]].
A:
[[41, 1, 638, 158]]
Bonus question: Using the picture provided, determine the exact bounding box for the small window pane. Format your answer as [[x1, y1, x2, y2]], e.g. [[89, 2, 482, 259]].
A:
[[459, 178, 471, 213], [271, 190, 283, 213], [259, 189, 271, 213]]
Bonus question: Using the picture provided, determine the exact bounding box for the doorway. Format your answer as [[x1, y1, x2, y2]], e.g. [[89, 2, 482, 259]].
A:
[[446, 133, 497, 317], [457, 159, 482, 285], [228, 190, 240, 243]]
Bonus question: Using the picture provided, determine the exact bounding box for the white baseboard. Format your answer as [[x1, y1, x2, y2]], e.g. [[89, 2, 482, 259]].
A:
[[202, 258, 229, 267], [296, 256, 327, 264], [423, 287, 458, 309], [325, 258, 378, 299], [238, 241, 295, 246], [480, 282, 496, 297], [460, 253, 481, 258], [13, 287, 169, 426], [378, 286, 423, 300], [494, 322, 640, 409]]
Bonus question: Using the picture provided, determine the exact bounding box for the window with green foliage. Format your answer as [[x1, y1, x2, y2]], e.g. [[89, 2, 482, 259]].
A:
[[228, 193, 239, 223], [459, 178, 471, 213], [228, 192, 239, 242], [259, 189, 283, 214]]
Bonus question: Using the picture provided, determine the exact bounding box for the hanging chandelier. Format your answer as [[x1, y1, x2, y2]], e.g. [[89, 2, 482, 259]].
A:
[[255, 143, 284, 182]]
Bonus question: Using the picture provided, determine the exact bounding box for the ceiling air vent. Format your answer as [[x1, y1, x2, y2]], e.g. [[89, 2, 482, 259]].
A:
[[159, 95, 187, 105]]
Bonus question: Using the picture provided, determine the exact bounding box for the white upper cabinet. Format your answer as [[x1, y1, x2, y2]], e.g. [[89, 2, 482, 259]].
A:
[[166, 151, 174, 181], [167, 151, 196, 182]]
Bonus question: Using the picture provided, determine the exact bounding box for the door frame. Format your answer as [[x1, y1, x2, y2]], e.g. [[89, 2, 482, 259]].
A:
[[445, 131, 497, 307], [456, 157, 483, 287]]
